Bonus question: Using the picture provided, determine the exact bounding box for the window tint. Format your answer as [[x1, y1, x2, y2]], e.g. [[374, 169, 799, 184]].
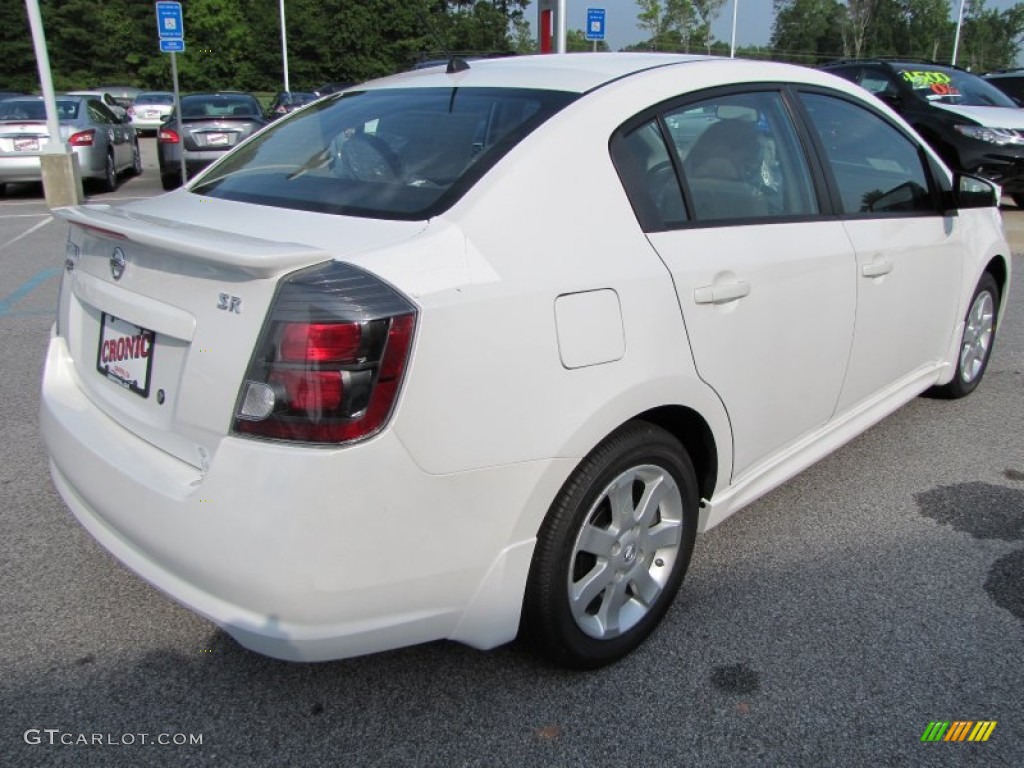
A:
[[665, 91, 817, 222], [181, 95, 261, 118], [88, 102, 115, 124], [857, 68, 900, 99], [610, 119, 687, 231], [135, 93, 174, 106], [192, 88, 577, 220], [800, 93, 934, 215]]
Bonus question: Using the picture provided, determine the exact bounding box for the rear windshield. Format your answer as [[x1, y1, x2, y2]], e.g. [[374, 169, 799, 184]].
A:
[[180, 94, 262, 118], [135, 93, 174, 105], [191, 87, 578, 219], [0, 99, 79, 120], [897, 68, 1016, 107]]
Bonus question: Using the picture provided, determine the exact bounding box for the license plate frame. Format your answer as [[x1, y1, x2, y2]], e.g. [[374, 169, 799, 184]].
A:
[[96, 313, 155, 398]]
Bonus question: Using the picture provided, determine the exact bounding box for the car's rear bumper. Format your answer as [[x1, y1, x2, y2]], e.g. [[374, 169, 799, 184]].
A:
[[40, 333, 558, 661], [0, 155, 42, 183], [0, 146, 103, 183]]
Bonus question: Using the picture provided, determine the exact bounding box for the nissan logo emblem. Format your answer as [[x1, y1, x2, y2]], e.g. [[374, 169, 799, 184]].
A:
[[110, 248, 126, 281]]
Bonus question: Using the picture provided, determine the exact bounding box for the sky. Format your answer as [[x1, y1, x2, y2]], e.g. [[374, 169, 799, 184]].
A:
[[554, 0, 1023, 52]]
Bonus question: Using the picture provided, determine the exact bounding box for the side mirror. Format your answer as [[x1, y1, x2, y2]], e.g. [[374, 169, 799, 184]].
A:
[[948, 173, 999, 210]]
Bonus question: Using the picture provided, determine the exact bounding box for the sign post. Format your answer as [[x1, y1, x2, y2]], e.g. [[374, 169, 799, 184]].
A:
[[585, 8, 606, 53], [155, 2, 187, 186]]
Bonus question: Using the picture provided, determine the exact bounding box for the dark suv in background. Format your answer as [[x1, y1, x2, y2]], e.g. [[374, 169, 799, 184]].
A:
[[982, 69, 1024, 103], [821, 59, 1024, 206]]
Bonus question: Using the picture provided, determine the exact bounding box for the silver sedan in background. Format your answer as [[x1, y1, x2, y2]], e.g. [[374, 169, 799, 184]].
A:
[[129, 91, 175, 135], [0, 95, 141, 194]]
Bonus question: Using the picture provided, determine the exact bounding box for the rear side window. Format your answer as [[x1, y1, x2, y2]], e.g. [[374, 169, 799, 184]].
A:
[[192, 87, 577, 219], [800, 93, 935, 216], [610, 119, 687, 231], [666, 91, 818, 222]]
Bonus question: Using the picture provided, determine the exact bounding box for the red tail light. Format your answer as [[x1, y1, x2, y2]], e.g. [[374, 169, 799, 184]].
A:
[[233, 262, 417, 444], [158, 127, 180, 144], [69, 129, 95, 147]]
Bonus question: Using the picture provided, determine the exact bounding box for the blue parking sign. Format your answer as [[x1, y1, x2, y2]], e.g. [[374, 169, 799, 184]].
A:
[[586, 8, 606, 41], [156, 2, 184, 40]]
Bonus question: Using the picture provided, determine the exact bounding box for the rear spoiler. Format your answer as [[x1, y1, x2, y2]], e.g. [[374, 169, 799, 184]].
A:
[[54, 204, 330, 278]]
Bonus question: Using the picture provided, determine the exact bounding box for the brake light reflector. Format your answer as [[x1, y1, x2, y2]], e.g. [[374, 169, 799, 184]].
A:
[[69, 129, 95, 147], [158, 128, 180, 144], [233, 261, 417, 445]]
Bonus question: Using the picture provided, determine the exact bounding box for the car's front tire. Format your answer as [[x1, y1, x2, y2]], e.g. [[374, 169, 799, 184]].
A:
[[521, 422, 698, 669], [929, 272, 1000, 399], [1011, 193, 1024, 209]]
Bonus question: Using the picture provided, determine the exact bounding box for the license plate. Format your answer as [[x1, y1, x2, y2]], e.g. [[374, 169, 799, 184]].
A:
[[206, 132, 229, 146], [144, 110, 159, 118], [14, 137, 39, 151], [96, 314, 155, 397]]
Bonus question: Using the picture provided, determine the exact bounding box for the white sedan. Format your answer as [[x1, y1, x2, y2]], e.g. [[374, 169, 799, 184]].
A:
[[40, 54, 1010, 669]]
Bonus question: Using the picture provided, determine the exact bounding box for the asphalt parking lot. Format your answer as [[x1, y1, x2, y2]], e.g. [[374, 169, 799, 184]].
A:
[[1, 140, 1022, 766]]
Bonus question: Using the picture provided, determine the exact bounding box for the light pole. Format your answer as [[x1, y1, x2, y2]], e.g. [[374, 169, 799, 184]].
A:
[[280, 0, 290, 92], [556, 0, 567, 53], [730, 0, 739, 58], [24, 0, 82, 206], [952, 0, 967, 66]]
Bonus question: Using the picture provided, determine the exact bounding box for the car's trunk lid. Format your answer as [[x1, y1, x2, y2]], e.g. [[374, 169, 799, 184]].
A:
[[53, 197, 426, 470]]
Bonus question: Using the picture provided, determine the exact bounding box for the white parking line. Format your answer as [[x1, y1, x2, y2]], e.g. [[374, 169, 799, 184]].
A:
[[0, 217, 53, 254]]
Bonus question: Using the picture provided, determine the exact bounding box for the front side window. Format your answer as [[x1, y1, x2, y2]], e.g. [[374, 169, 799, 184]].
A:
[[800, 93, 934, 216], [665, 91, 818, 222], [192, 87, 577, 219]]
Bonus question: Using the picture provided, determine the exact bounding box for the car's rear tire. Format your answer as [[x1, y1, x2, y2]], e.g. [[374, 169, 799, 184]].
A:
[[521, 421, 698, 669], [1011, 193, 1024, 208], [928, 272, 999, 399], [96, 151, 117, 193], [127, 140, 142, 177], [161, 172, 182, 191]]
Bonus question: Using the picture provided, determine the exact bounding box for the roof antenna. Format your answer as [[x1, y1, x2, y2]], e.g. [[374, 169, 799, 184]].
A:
[[419, 1, 470, 74]]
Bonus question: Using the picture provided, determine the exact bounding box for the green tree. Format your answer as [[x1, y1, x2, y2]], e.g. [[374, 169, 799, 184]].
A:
[[666, 0, 697, 52], [0, 1, 36, 92], [903, 0, 954, 60], [959, 0, 1024, 70], [565, 29, 610, 52], [692, 0, 727, 53], [771, 0, 846, 63]]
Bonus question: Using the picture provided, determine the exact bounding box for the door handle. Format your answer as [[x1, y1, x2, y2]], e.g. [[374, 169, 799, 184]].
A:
[[861, 260, 893, 278], [693, 280, 751, 305]]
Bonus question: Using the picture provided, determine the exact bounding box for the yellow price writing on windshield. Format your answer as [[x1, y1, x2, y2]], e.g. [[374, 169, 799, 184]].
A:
[[901, 70, 952, 86]]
